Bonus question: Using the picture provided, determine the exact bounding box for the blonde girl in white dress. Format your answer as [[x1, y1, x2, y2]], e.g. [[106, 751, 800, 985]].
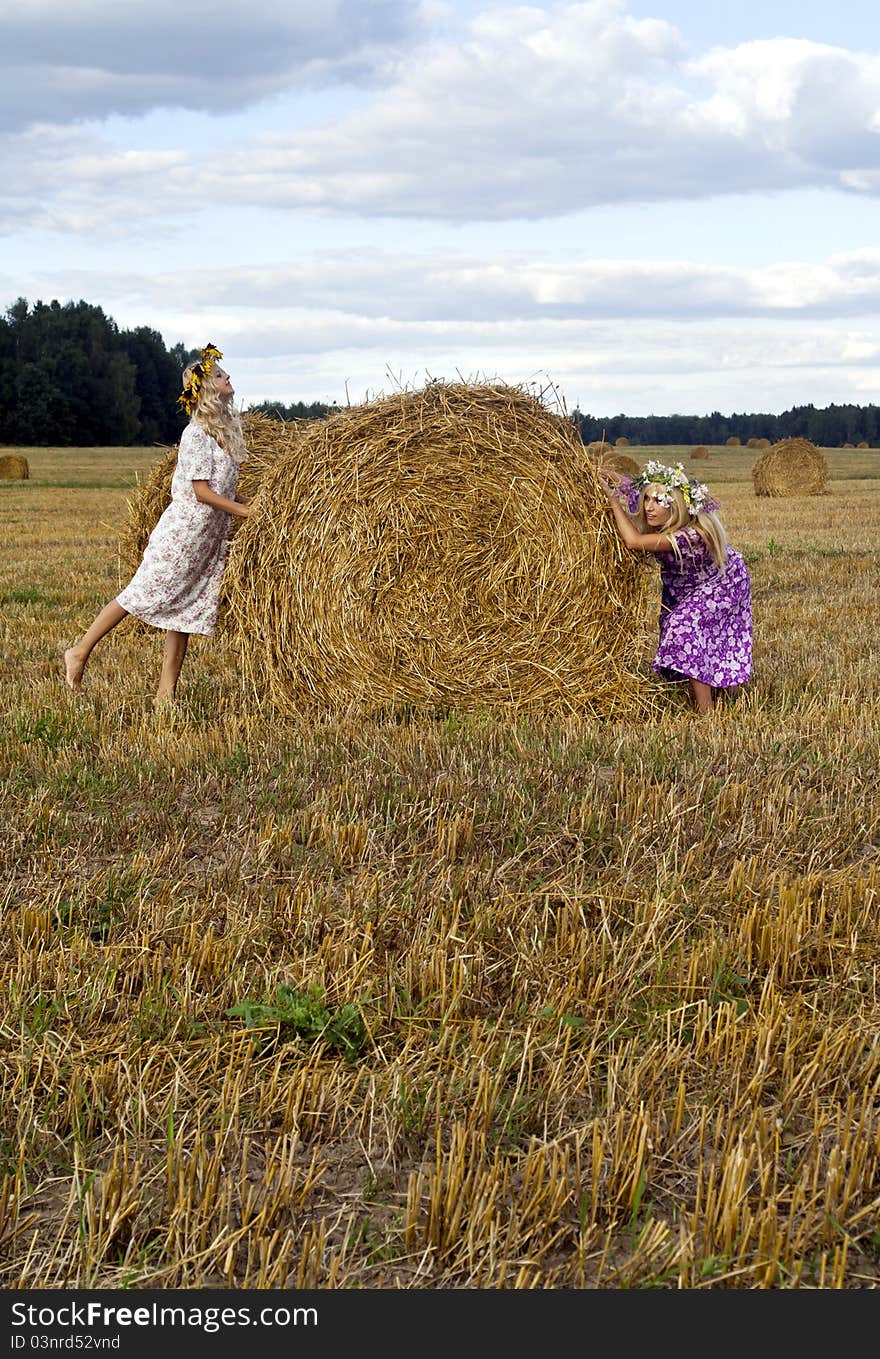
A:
[[64, 344, 251, 705]]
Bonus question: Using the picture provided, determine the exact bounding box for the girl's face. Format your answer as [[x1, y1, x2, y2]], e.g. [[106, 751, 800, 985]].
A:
[[643, 485, 673, 528], [213, 367, 234, 400]]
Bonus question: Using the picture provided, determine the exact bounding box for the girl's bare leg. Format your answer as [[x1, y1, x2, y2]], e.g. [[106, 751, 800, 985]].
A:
[[689, 678, 714, 714], [64, 600, 128, 691], [155, 631, 189, 705]]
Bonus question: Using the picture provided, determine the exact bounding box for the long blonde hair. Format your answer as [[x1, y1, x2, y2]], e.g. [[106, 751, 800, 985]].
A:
[[634, 484, 729, 570], [182, 362, 247, 464]]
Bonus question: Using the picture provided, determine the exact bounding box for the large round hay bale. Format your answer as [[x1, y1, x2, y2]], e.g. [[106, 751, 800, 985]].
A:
[[117, 413, 306, 578], [691, 446, 709, 460], [614, 436, 629, 447], [0, 454, 29, 479], [858, 441, 870, 449], [224, 382, 654, 719], [751, 437, 828, 497], [726, 436, 741, 446], [843, 442, 854, 449]]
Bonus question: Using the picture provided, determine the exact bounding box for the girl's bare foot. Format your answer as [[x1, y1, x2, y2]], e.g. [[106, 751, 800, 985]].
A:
[[64, 647, 85, 692]]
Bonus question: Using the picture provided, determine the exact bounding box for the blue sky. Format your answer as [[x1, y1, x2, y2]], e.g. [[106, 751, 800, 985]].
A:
[[1, 0, 879, 416]]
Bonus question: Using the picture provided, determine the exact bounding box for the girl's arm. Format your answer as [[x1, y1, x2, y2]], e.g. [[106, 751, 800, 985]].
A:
[[603, 488, 673, 553], [192, 480, 252, 518]]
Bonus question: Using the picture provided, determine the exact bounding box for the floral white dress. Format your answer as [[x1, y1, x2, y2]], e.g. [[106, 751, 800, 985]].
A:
[[117, 423, 244, 635]]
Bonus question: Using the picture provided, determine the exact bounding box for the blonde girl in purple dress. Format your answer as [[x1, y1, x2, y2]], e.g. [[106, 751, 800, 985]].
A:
[[64, 344, 252, 706], [602, 461, 752, 715]]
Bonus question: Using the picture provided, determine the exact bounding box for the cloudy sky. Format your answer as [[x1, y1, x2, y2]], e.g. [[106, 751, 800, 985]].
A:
[[2, 0, 879, 415]]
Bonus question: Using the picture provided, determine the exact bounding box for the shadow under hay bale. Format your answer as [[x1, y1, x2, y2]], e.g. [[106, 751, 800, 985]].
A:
[[751, 437, 828, 497], [0, 454, 29, 479], [691, 446, 709, 460], [224, 381, 655, 719]]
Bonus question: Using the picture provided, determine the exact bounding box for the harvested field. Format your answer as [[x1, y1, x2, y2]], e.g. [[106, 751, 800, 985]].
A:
[[1, 439, 879, 1291]]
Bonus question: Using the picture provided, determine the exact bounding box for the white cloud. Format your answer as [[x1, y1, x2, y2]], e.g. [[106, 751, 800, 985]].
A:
[[0, 0, 425, 131], [3, 2, 880, 232], [37, 247, 880, 322], [3, 2, 880, 416]]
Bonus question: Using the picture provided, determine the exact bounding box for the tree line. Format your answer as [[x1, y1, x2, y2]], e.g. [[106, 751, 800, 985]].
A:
[[2, 297, 878, 448], [572, 404, 880, 449], [0, 298, 198, 446]]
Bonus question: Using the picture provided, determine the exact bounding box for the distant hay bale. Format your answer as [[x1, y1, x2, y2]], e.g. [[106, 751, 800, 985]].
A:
[[843, 442, 854, 449], [586, 440, 614, 460], [0, 454, 29, 479], [746, 437, 770, 449], [224, 381, 655, 719], [601, 451, 641, 477], [614, 436, 629, 447], [726, 436, 741, 446], [858, 441, 870, 449], [691, 446, 709, 460], [118, 413, 306, 579], [751, 437, 828, 497], [584, 440, 640, 475]]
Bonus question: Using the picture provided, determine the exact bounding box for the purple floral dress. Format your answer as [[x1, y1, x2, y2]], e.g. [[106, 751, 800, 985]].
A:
[[653, 527, 752, 688], [117, 423, 244, 636]]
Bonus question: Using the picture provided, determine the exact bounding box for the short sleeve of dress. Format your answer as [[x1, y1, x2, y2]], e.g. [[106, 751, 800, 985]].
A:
[[178, 423, 215, 481]]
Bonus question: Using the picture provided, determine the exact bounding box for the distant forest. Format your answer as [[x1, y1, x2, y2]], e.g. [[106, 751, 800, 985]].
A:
[[2, 297, 878, 448]]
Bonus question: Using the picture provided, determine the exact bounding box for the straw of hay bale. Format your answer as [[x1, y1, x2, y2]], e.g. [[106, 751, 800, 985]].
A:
[[614, 436, 629, 447], [726, 436, 741, 446], [691, 446, 709, 460], [0, 454, 29, 479], [223, 381, 656, 719], [751, 437, 828, 497]]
